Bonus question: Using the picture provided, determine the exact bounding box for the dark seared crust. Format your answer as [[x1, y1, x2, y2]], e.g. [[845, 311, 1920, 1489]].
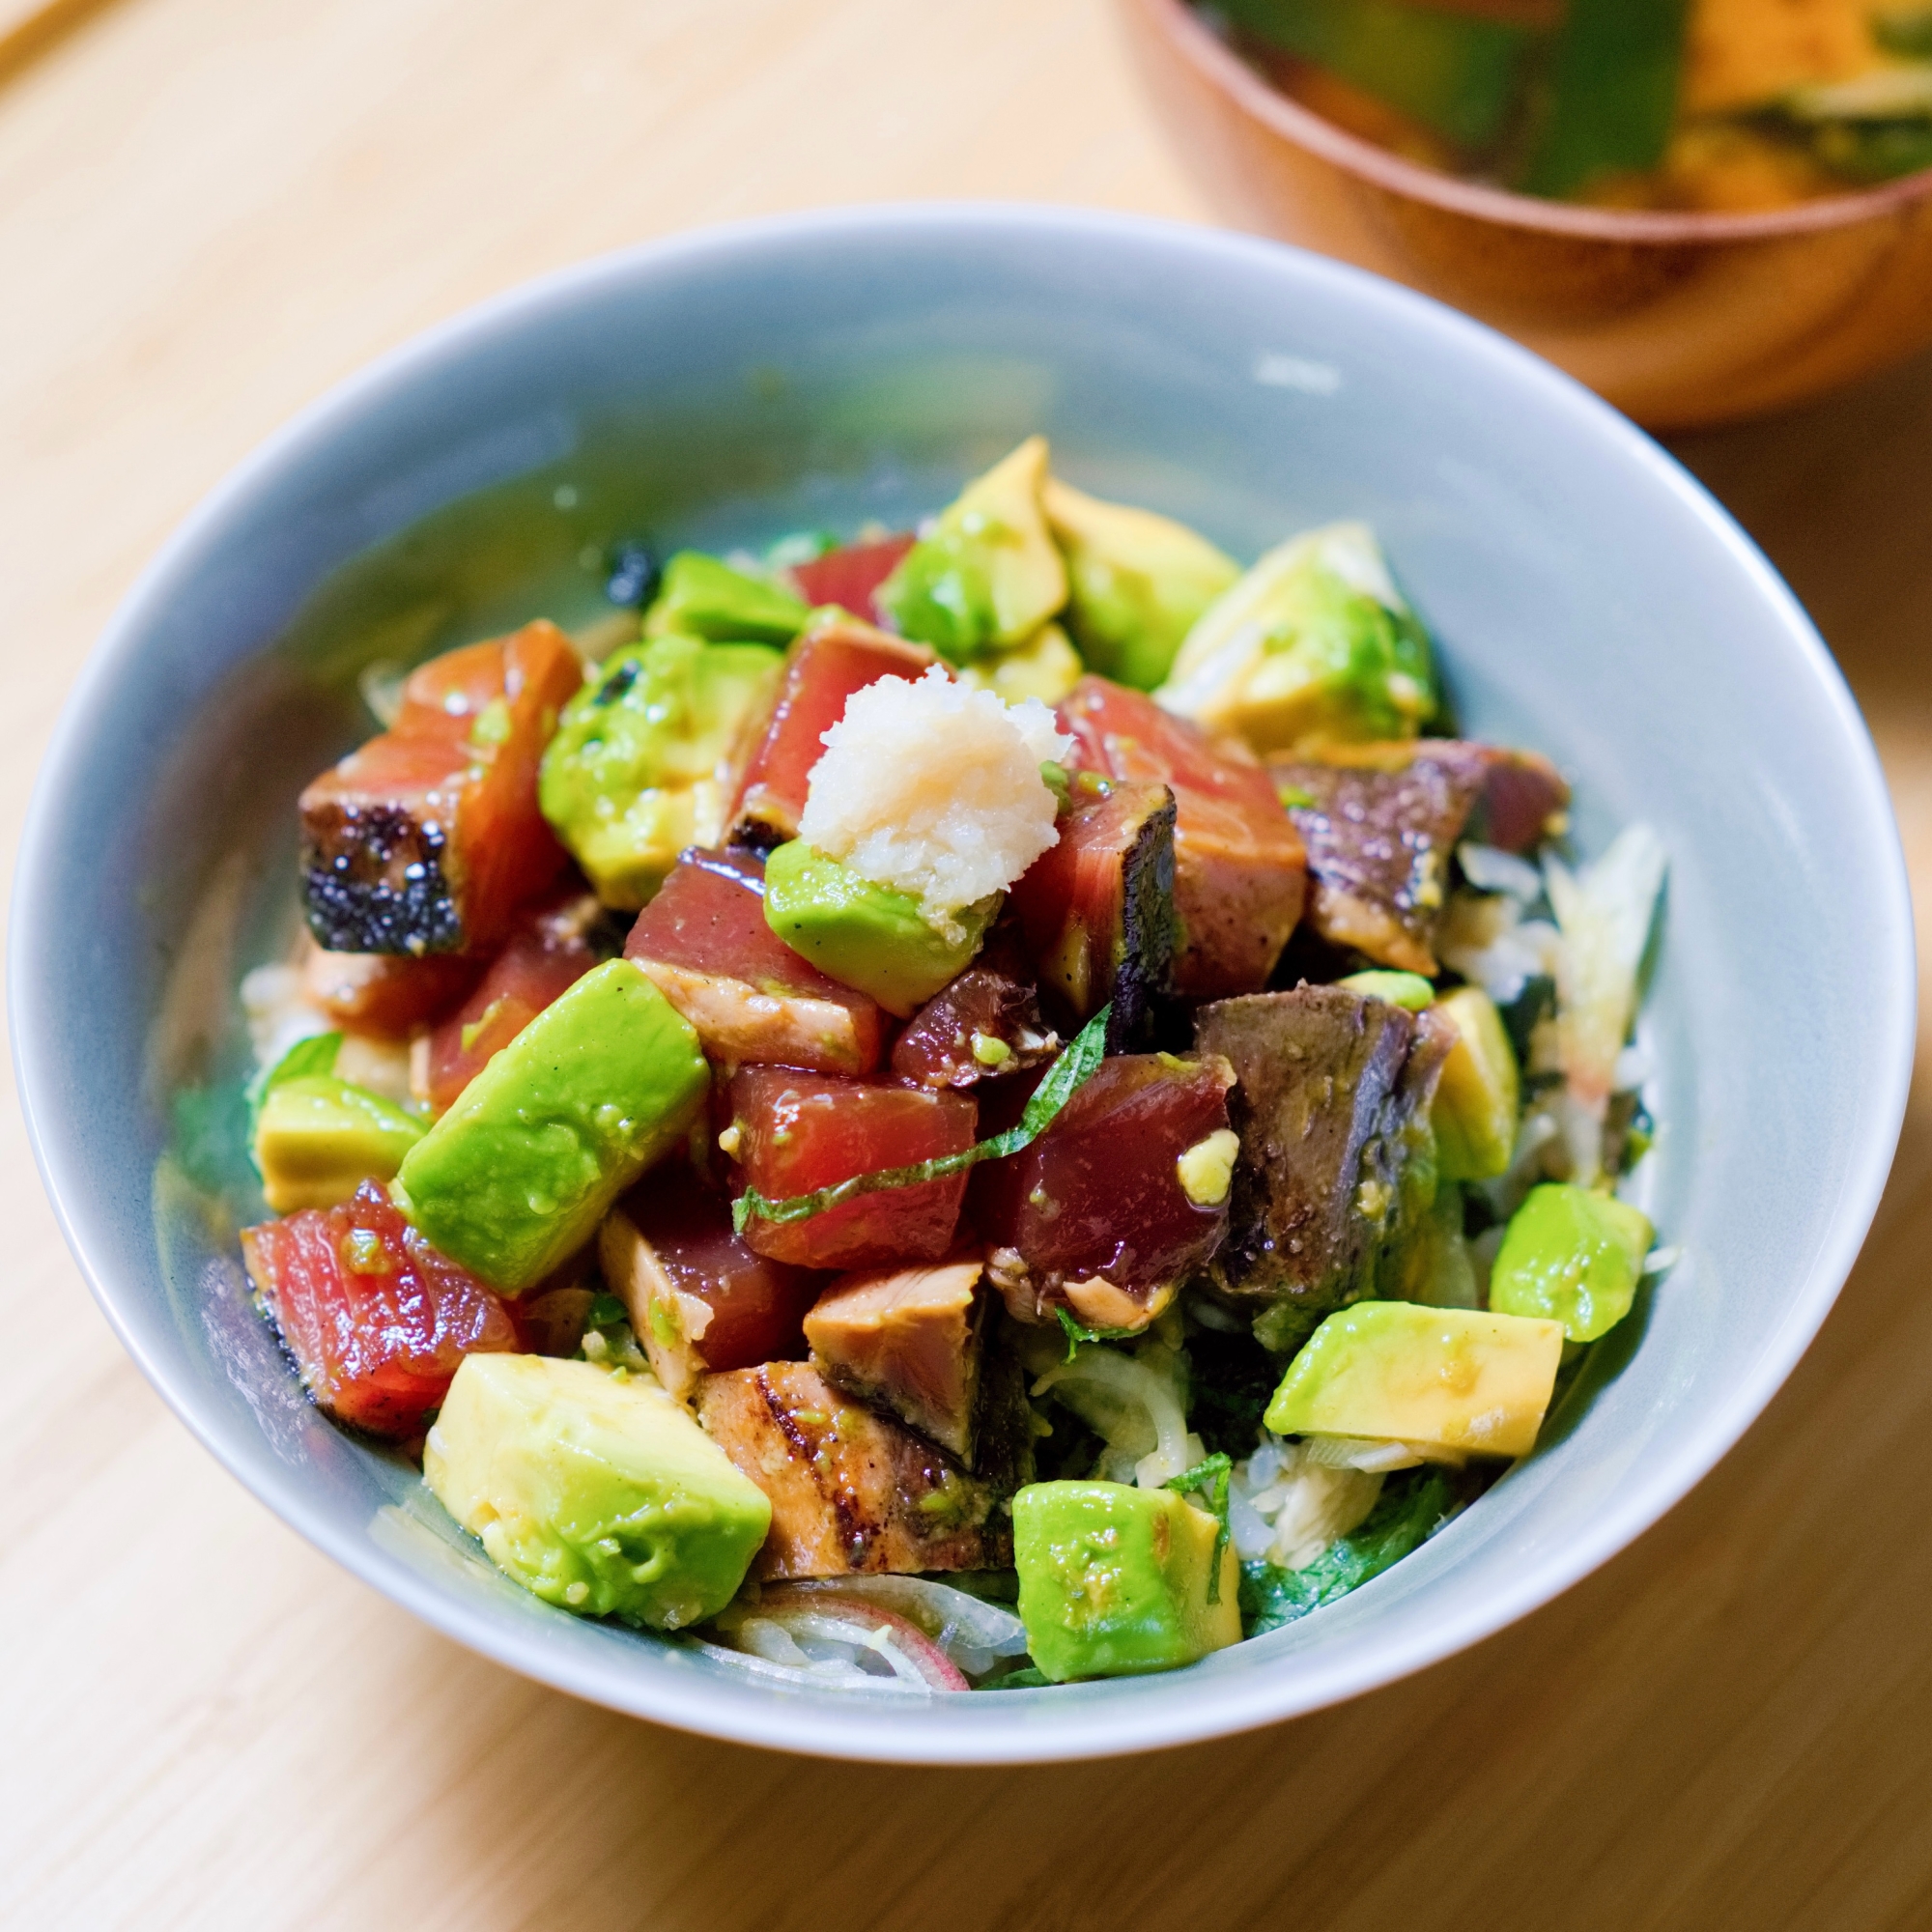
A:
[[970, 1318, 1037, 1495], [299, 802, 464, 955], [1113, 785, 1178, 1051], [696, 1362, 1010, 1579], [1271, 755, 1484, 976], [1193, 985, 1445, 1344]]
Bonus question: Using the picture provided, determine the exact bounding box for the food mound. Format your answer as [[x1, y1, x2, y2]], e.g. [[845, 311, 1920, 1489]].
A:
[[1196, 0, 1932, 212], [222, 435, 1667, 1690]]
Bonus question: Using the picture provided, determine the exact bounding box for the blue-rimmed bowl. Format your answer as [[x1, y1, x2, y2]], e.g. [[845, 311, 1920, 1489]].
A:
[[12, 205, 1912, 1764]]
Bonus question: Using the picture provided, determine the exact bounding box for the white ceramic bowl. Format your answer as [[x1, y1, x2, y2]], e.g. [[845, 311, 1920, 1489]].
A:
[[12, 206, 1913, 1763]]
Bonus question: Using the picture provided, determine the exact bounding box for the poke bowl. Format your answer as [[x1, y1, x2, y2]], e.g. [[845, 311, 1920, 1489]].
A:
[[11, 205, 1912, 1763]]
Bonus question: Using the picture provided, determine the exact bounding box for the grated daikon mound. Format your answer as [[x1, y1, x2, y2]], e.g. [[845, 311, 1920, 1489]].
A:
[[799, 666, 1071, 929]]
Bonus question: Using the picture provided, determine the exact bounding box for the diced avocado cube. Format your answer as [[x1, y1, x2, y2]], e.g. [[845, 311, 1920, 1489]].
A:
[[425, 1354, 771, 1628], [641, 551, 808, 645], [956, 621, 1084, 705], [875, 436, 1068, 662], [1489, 1182, 1653, 1342], [1264, 1301, 1564, 1460], [393, 959, 709, 1291], [1337, 969, 1436, 1011], [1042, 477, 1239, 691], [538, 632, 784, 908], [1431, 985, 1520, 1180], [1013, 1481, 1241, 1682], [762, 839, 994, 1018], [253, 1074, 424, 1213], [1156, 522, 1436, 755]]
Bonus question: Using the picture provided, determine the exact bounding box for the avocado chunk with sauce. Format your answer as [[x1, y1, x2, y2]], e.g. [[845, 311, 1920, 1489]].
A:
[[1431, 985, 1520, 1180], [1043, 476, 1240, 691], [1489, 1182, 1653, 1342], [425, 1354, 771, 1628], [253, 1074, 424, 1213], [1264, 1300, 1564, 1460], [393, 959, 709, 1291], [1013, 1480, 1241, 1681], [762, 838, 995, 1017], [641, 550, 808, 644], [1156, 522, 1436, 754], [538, 632, 784, 908], [874, 436, 1068, 662], [956, 621, 1084, 705]]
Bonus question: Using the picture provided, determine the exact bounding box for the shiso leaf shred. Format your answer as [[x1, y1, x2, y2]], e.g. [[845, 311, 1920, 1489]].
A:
[[731, 1004, 1111, 1233]]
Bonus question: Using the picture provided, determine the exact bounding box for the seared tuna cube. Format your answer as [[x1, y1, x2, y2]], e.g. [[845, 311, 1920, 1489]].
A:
[[696, 1361, 1009, 1578], [725, 611, 935, 849], [889, 966, 1059, 1089], [301, 942, 483, 1037], [805, 1256, 986, 1463], [625, 847, 885, 1075], [726, 1068, 978, 1270], [784, 533, 915, 618], [1193, 986, 1452, 1346], [298, 621, 582, 955], [975, 1053, 1236, 1332], [1008, 777, 1176, 1050], [1273, 742, 1572, 973], [600, 1179, 823, 1400], [1059, 677, 1306, 1000]]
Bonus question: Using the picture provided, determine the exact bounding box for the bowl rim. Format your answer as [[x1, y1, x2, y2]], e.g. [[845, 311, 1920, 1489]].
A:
[[1142, 0, 1932, 246], [12, 201, 1916, 1763]]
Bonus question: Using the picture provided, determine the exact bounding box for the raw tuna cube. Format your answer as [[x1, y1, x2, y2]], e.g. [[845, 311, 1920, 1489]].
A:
[[1008, 776, 1176, 1049], [425, 891, 605, 1111], [725, 611, 935, 849], [785, 533, 916, 618], [889, 965, 1059, 1090], [600, 1178, 823, 1399], [805, 1256, 986, 1462], [240, 1180, 519, 1438], [624, 847, 884, 1075], [301, 943, 483, 1037], [727, 1068, 978, 1271], [299, 621, 582, 955], [975, 1053, 1236, 1332], [696, 1361, 1009, 1577], [1059, 677, 1306, 999], [1192, 986, 1453, 1347], [1272, 742, 1570, 974]]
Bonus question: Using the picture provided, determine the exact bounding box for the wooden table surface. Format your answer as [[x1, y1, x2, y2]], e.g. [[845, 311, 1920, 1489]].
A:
[[5, 3, 1932, 1926]]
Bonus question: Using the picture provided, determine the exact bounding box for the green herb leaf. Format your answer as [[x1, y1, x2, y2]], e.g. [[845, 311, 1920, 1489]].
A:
[[246, 1031, 342, 1125], [586, 1293, 628, 1329], [1165, 1452, 1234, 1603], [731, 1004, 1112, 1234], [1053, 1304, 1143, 1362], [1239, 1468, 1455, 1636]]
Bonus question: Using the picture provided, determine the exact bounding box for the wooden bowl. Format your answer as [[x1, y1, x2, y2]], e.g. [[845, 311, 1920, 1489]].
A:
[[1120, 0, 1932, 427]]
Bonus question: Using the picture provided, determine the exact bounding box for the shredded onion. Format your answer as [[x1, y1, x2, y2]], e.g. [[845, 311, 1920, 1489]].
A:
[[1034, 1346, 1200, 1488], [785, 1576, 1027, 1678]]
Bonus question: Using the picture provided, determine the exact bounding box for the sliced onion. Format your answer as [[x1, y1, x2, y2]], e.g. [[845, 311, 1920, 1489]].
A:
[[784, 1575, 1028, 1677], [704, 1590, 972, 1692], [687, 1638, 927, 1695]]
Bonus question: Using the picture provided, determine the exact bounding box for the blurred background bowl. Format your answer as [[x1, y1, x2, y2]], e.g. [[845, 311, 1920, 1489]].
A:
[[12, 205, 1912, 1762], [1120, 0, 1932, 428]]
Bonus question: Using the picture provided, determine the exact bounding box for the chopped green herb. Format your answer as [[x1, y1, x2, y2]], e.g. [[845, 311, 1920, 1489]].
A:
[[1239, 1468, 1455, 1636], [1165, 1451, 1234, 1602], [732, 1005, 1111, 1234], [1053, 1304, 1143, 1361], [586, 1293, 628, 1329], [245, 1031, 343, 1145]]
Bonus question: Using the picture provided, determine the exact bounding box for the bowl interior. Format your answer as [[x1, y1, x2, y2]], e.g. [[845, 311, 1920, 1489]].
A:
[[13, 208, 1911, 1763]]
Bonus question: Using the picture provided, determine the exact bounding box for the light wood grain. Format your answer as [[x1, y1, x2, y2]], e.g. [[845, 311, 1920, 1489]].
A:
[[3, 3, 1931, 1928]]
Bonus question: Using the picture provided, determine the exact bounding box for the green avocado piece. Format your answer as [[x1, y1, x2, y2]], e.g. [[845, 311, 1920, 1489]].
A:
[[1156, 522, 1437, 755], [1337, 969, 1436, 1011], [393, 959, 709, 1291], [425, 1354, 771, 1629], [762, 838, 994, 1018], [1264, 1300, 1564, 1459], [1042, 477, 1239, 691], [1489, 1182, 1653, 1342], [538, 632, 784, 908], [875, 435, 1068, 662], [642, 551, 809, 645], [253, 1075, 424, 1214], [1013, 1481, 1241, 1681], [1431, 984, 1521, 1180]]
